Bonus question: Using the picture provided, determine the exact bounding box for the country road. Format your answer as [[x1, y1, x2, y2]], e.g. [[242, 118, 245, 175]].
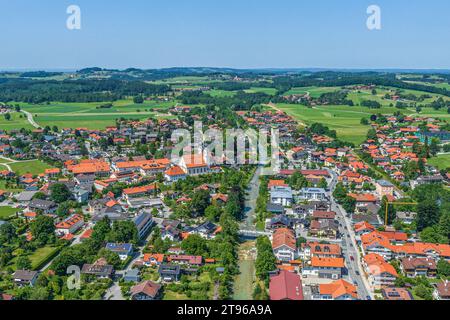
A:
[[21, 110, 41, 129]]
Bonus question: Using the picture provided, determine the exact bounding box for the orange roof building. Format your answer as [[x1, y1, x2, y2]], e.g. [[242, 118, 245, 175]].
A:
[[318, 279, 358, 300]]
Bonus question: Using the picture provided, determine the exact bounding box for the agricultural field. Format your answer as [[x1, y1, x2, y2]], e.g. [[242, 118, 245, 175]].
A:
[[428, 154, 450, 170], [244, 87, 278, 95], [8, 160, 52, 176], [285, 86, 340, 97], [274, 85, 450, 144], [16, 100, 176, 130], [272, 103, 397, 144]]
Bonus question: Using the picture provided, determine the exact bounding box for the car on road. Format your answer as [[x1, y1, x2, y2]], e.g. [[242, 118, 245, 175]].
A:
[[355, 271, 360, 275], [350, 256, 354, 261], [366, 296, 372, 300]]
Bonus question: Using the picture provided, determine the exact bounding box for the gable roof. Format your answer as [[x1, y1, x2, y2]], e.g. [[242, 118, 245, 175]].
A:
[[269, 270, 304, 300], [319, 279, 358, 299], [130, 280, 161, 298]]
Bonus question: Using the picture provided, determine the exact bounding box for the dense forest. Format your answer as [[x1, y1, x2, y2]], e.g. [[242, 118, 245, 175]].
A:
[[0, 79, 170, 103]]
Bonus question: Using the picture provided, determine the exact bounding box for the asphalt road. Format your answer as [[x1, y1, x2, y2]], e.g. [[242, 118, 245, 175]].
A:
[[328, 169, 373, 300]]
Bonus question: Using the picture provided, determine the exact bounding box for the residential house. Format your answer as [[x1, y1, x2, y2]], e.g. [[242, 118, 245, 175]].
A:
[[299, 188, 327, 201], [164, 166, 187, 183], [158, 264, 181, 282], [123, 269, 141, 283], [269, 270, 304, 301], [12, 270, 39, 287], [143, 253, 165, 266], [363, 253, 398, 289], [382, 287, 414, 300], [130, 280, 161, 300], [401, 257, 437, 278], [272, 228, 297, 262], [314, 279, 358, 300], [81, 258, 114, 278], [300, 242, 342, 260], [133, 212, 154, 239], [306, 257, 345, 279], [375, 180, 394, 198], [28, 199, 57, 214], [434, 280, 450, 300], [167, 255, 203, 267], [105, 243, 133, 261], [55, 214, 84, 236], [270, 186, 293, 207]]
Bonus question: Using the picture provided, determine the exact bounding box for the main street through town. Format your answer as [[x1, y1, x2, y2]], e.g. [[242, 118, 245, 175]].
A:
[[328, 170, 373, 300]]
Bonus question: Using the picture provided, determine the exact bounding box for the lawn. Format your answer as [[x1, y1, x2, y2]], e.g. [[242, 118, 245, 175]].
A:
[[8, 160, 52, 176], [163, 291, 189, 300], [0, 206, 19, 219], [28, 246, 61, 270], [428, 154, 450, 170], [0, 112, 34, 131]]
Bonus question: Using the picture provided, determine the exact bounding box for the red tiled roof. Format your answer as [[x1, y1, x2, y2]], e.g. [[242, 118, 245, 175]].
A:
[[269, 270, 304, 300]]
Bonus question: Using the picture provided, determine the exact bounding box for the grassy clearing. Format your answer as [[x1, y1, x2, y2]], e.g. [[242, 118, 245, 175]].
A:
[[0, 206, 19, 219], [9, 160, 52, 176], [428, 154, 450, 170]]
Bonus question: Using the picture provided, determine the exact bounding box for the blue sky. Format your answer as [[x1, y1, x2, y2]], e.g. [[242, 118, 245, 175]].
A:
[[0, 0, 449, 70]]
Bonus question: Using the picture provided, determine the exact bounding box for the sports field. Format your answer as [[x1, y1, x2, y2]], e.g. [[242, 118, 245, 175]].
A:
[[8, 160, 52, 176]]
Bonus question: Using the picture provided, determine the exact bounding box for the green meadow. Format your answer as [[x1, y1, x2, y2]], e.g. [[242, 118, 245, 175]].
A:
[[0, 112, 34, 131], [0, 206, 19, 219], [17, 100, 176, 130], [272, 103, 446, 145], [428, 154, 450, 170]]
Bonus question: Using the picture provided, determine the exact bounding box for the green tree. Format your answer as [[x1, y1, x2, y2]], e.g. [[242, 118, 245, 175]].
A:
[[181, 234, 209, 256], [50, 183, 72, 203], [416, 199, 440, 231], [16, 256, 32, 270], [204, 205, 222, 222], [133, 95, 144, 104], [378, 196, 396, 225], [333, 182, 348, 202], [437, 259, 450, 277], [30, 215, 55, 244], [255, 236, 277, 281]]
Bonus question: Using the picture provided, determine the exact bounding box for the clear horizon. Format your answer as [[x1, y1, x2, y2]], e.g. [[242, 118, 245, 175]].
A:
[[1, 0, 450, 70]]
